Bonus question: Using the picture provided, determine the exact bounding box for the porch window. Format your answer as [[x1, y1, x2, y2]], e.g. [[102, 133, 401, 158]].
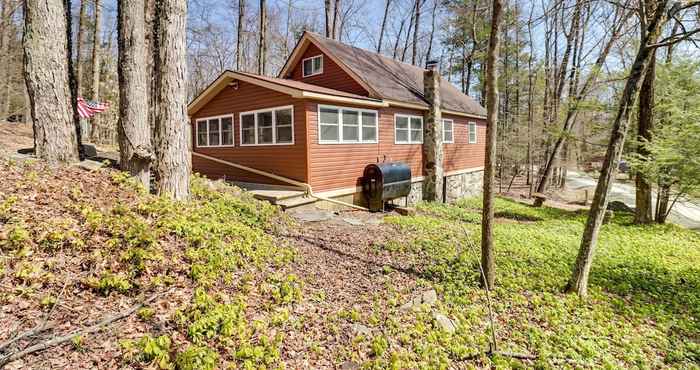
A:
[[240, 105, 294, 146], [302, 55, 323, 77], [318, 105, 378, 144], [443, 119, 454, 143], [395, 114, 423, 144], [468, 122, 477, 144], [195, 115, 234, 147]]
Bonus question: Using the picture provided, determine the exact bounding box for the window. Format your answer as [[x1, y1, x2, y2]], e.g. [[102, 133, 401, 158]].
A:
[[302, 55, 323, 77], [318, 105, 378, 144], [239, 106, 294, 146], [468, 122, 477, 144], [395, 114, 423, 144], [443, 119, 454, 143], [195, 115, 234, 147]]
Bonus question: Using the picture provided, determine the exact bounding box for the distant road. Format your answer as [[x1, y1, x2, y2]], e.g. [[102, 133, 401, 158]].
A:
[[566, 171, 700, 230]]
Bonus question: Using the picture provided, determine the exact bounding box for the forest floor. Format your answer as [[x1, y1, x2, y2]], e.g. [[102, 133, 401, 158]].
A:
[[1, 158, 698, 369]]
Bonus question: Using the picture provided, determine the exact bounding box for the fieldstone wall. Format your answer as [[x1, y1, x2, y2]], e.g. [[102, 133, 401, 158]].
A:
[[400, 170, 483, 206], [445, 170, 483, 202]]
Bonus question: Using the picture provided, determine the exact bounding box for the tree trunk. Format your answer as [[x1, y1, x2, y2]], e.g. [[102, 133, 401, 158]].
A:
[[324, 0, 332, 38], [634, 54, 655, 224], [75, 0, 88, 95], [411, 0, 420, 65], [565, 0, 667, 298], [24, 0, 79, 163], [481, 0, 504, 290], [89, 0, 102, 143], [377, 0, 391, 53], [118, 0, 152, 188], [153, 0, 190, 200], [257, 0, 267, 75], [236, 0, 245, 71]]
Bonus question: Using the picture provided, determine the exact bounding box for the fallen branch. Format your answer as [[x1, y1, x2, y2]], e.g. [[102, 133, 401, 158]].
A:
[[0, 292, 164, 368]]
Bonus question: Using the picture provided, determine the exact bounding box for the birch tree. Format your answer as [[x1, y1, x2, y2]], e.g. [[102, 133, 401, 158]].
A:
[[23, 0, 79, 163], [154, 0, 190, 200]]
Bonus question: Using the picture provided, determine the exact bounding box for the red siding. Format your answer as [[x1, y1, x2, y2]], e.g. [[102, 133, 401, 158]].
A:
[[287, 43, 369, 97], [190, 80, 307, 185], [305, 102, 486, 192]]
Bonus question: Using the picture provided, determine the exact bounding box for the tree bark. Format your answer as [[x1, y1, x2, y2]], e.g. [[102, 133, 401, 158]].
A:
[[377, 0, 391, 53], [565, 0, 667, 298], [236, 0, 245, 71], [481, 0, 504, 290], [118, 0, 152, 188], [257, 0, 267, 75], [89, 0, 102, 143], [153, 0, 190, 200], [24, 0, 79, 164], [634, 54, 655, 224], [75, 0, 88, 95], [411, 0, 420, 65]]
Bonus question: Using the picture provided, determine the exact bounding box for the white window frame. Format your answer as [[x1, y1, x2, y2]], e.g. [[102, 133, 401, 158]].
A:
[[239, 105, 295, 146], [317, 104, 379, 144], [468, 121, 477, 144], [394, 114, 423, 144], [195, 114, 235, 148], [442, 119, 454, 144], [302, 55, 323, 77]]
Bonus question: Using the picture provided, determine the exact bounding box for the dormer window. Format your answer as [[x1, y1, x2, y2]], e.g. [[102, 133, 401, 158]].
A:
[[302, 55, 323, 77]]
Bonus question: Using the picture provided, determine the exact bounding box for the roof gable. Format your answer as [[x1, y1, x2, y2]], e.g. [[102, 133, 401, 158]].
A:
[[279, 32, 486, 117]]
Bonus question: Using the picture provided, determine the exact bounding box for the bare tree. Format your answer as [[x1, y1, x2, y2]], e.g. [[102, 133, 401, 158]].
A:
[[565, 0, 669, 298], [377, 0, 392, 53], [89, 0, 103, 142], [118, 0, 152, 188], [257, 0, 267, 75], [236, 0, 245, 71], [411, 0, 421, 65], [481, 0, 504, 289], [153, 0, 190, 200], [24, 0, 79, 163]]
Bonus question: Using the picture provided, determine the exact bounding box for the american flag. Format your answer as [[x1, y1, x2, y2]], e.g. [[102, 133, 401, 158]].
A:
[[77, 97, 109, 119]]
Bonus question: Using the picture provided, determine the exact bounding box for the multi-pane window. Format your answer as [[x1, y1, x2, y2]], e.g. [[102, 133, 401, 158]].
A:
[[395, 114, 423, 144], [318, 105, 378, 144], [468, 122, 477, 144], [302, 55, 323, 77], [195, 116, 234, 147], [239, 106, 294, 145], [442, 119, 454, 143]]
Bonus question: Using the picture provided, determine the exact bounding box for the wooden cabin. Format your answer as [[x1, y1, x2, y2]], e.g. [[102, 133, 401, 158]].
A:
[[187, 32, 487, 208]]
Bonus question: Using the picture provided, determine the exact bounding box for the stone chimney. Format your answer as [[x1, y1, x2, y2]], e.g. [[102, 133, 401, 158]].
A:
[[422, 60, 444, 202]]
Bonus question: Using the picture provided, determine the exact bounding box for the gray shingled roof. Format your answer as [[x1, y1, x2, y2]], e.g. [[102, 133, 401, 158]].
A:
[[306, 32, 487, 117]]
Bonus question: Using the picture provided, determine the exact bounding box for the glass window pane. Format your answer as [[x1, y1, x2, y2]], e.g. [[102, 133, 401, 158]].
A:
[[257, 111, 273, 128], [410, 129, 422, 143], [276, 108, 292, 127], [320, 124, 339, 142], [242, 128, 255, 144], [343, 110, 359, 126], [396, 129, 408, 143], [320, 107, 339, 124], [362, 125, 377, 141], [396, 116, 408, 129], [362, 112, 376, 127], [277, 125, 293, 143], [303, 59, 313, 75], [241, 114, 255, 130], [343, 125, 359, 141], [208, 119, 220, 146], [410, 117, 422, 130], [197, 121, 207, 146]]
